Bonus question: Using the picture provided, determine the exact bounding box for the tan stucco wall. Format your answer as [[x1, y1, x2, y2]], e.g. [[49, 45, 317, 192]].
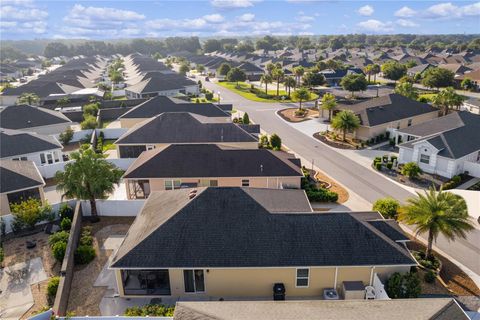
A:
[[125, 176, 301, 198], [116, 265, 409, 299]]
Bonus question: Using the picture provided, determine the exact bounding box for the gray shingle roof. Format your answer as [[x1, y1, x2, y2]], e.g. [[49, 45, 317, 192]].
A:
[[399, 111, 480, 159], [173, 299, 469, 320], [0, 105, 71, 130], [119, 96, 230, 119], [115, 112, 257, 145], [123, 144, 302, 179], [125, 73, 197, 94], [0, 160, 44, 193], [338, 94, 438, 127], [0, 129, 62, 158], [110, 187, 415, 269]]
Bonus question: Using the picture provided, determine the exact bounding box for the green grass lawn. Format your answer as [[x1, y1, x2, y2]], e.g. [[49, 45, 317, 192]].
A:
[[218, 82, 318, 103], [101, 120, 113, 128], [190, 97, 219, 103], [418, 93, 437, 102]]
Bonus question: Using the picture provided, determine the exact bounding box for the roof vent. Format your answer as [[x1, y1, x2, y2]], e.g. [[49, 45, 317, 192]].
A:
[[260, 164, 264, 172]]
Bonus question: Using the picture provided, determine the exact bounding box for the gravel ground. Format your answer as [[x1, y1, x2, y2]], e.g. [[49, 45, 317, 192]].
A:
[[67, 217, 134, 316]]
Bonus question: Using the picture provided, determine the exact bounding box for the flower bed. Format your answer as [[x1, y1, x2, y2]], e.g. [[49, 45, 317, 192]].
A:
[[313, 132, 364, 150]]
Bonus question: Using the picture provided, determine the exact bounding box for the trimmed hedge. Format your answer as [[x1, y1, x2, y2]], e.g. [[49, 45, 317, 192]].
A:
[[47, 276, 60, 298], [124, 304, 175, 316]]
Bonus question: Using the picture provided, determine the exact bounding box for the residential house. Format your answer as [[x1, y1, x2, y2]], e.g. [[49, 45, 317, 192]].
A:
[[124, 73, 199, 99], [118, 96, 232, 128], [461, 98, 480, 115], [457, 69, 480, 91], [123, 144, 303, 199], [173, 299, 470, 320], [115, 112, 258, 158], [0, 104, 73, 135], [406, 64, 434, 78], [319, 68, 364, 87], [398, 111, 480, 178], [0, 160, 46, 216], [110, 187, 415, 299], [0, 129, 64, 166], [335, 94, 439, 141]]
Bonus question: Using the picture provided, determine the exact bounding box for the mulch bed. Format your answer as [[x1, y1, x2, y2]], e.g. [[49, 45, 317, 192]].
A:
[[313, 132, 359, 150], [407, 241, 480, 296], [374, 165, 446, 189], [314, 171, 349, 203], [277, 108, 318, 123]]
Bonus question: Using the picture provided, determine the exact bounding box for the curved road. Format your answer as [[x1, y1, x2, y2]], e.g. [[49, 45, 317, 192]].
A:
[[203, 78, 480, 277]]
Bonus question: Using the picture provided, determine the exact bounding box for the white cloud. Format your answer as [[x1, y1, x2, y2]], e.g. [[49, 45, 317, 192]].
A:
[[395, 6, 417, 18], [210, 0, 255, 8], [424, 2, 480, 19], [67, 4, 145, 21], [396, 19, 418, 28], [296, 14, 314, 22], [358, 5, 374, 16], [203, 14, 225, 23], [238, 13, 255, 22], [357, 19, 393, 33], [0, 0, 48, 34]]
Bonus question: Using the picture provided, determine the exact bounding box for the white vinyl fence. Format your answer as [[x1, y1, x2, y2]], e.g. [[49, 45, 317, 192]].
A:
[[373, 273, 390, 300], [37, 158, 135, 179], [28, 310, 171, 320], [464, 161, 480, 178]]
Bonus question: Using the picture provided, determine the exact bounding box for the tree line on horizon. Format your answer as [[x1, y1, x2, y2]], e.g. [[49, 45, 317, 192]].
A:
[[1, 34, 479, 62]]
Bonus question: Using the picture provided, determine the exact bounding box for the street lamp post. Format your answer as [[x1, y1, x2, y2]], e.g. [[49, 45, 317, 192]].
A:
[[376, 83, 380, 98], [217, 91, 221, 105]]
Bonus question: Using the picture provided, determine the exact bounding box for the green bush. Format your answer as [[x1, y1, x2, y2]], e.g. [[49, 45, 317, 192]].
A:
[[390, 155, 397, 162], [452, 175, 462, 183], [47, 276, 60, 298], [48, 231, 70, 247], [52, 241, 67, 262], [375, 162, 382, 171], [372, 198, 400, 219], [382, 155, 389, 163], [385, 272, 421, 299], [10, 198, 51, 231], [386, 162, 393, 170], [401, 162, 422, 179], [374, 157, 381, 163], [80, 233, 93, 246], [59, 127, 74, 145], [306, 188, 338, 202], [205, 92, 213, 100], [0, 247, 4, 264], [83, 102, 99, 116], [259, 135, 269, 148], [58, 203, 74, 220], [74, 245, 96, 264], [413, 251, 441, 270], [269, 134, 282, 150], [424, 270, 437, 283], [81, 115, 98, 130], [60, 217, 71, 231], [124, 304, 175, 316]]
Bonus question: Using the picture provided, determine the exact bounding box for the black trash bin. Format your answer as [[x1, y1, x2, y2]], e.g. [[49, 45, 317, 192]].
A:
[[273, 283, 285, 300]]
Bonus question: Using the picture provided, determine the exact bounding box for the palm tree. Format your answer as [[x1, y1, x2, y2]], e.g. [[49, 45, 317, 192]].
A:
[[321, 93, 337, 122], [432, 87, 465, 116], [364, 64, 373, 83], [372, 64, 381, 83], [293, 87, 311, 110], [17, 92, 39, 105], [293, 66, 305, 87], [272, 67, 285, 98], [260, 74, 273, 94], [399, 187, 475, 259], [331, 110, 360, 141], [55, 146, 123, 220], [284, 76, 296, 97]]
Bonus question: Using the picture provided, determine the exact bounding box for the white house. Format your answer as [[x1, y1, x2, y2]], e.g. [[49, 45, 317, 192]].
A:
[[398, 111, 480, 178]]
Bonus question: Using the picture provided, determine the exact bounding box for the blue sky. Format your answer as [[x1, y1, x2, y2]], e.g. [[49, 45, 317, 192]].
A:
[[1, 0, 479, 40]]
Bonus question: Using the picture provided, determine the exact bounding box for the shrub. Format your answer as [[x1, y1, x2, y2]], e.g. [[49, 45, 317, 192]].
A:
[[124, 304, 175, 316], [386, 162, 393, 170], [58, 203, 74, 220], [413, 251, 441, 271], [74, 245, 96, 264], [374, 157, 381, 163], [205, 92, 213, 100], [424, 270, 437, 283], [10, 198, 51, 231], [60, 217, 72, 231], [269, 134, 282, 150], [52, 241, 67, 262], [0, 247, 4, 264], [48, 231, 70, 248], [390, 155, 397, 162], [47, 276, 60, 298], [242, 113, 250, 124], [385, 272, 421, 299], [452, 175, 462, 184], [80, 234, 93, 246], [306, 188, 338, 202], [81, 115, 98, 129], [59, 127, 74, 145], [401, 162, 422, 179], [382, 155, 389, 163], [294, 109, 307, 117], [389, 139, 395, 146], [372, 198, 400, 219], [83, 102, 99, 117], [375, 162, 382, 171]]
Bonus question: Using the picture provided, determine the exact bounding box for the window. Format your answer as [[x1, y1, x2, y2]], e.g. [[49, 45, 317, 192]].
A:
[[420, 154, 430, 164], [296, 268, 309, 287], [46, 153, 53, 164], [183, 270, 205, 293], [146, 145, 155, 151], [40, 153, 46, 164], [209, 180, 218, 187], [407, 119, 413, 127], [396, 122, 401, 130], [241, 179, 250, 187], [54, 152, 60, 163], [165, 180, 181, 190]]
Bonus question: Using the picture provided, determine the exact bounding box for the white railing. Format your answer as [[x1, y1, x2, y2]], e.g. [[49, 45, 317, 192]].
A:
[[464, 161, 480, 178], [108, 158, 135, 170], [80, 199, 145, 216], [28, 310, 172, 320], [37, 158, 134, 179], [373, 273, 390, 300], [96, 128, 128, 139]]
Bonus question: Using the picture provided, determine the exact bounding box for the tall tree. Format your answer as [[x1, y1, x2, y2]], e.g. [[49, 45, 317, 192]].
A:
[[55, 147, 123, 220], [321, 93, 337, 122], [331, 110, 360, 141], [399, 187, 474, 259], [395, 82, 419, 100], [17, 92, 40, 105], [422, 67, 455, 90], [293, 66, 305, 86], [217, 63, 231, 76], [364, 64, 373, 83], [284, 76, 296, 97], [371, 64, 381, 83], [226, 67, 246, 87], [260, 74, 273, 94], [381, 61, 407, 83], [292, 87, 311, 110], [340, 74, 368, 98], [432, 87, 465, 115], [272, 67, 285, 97]]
